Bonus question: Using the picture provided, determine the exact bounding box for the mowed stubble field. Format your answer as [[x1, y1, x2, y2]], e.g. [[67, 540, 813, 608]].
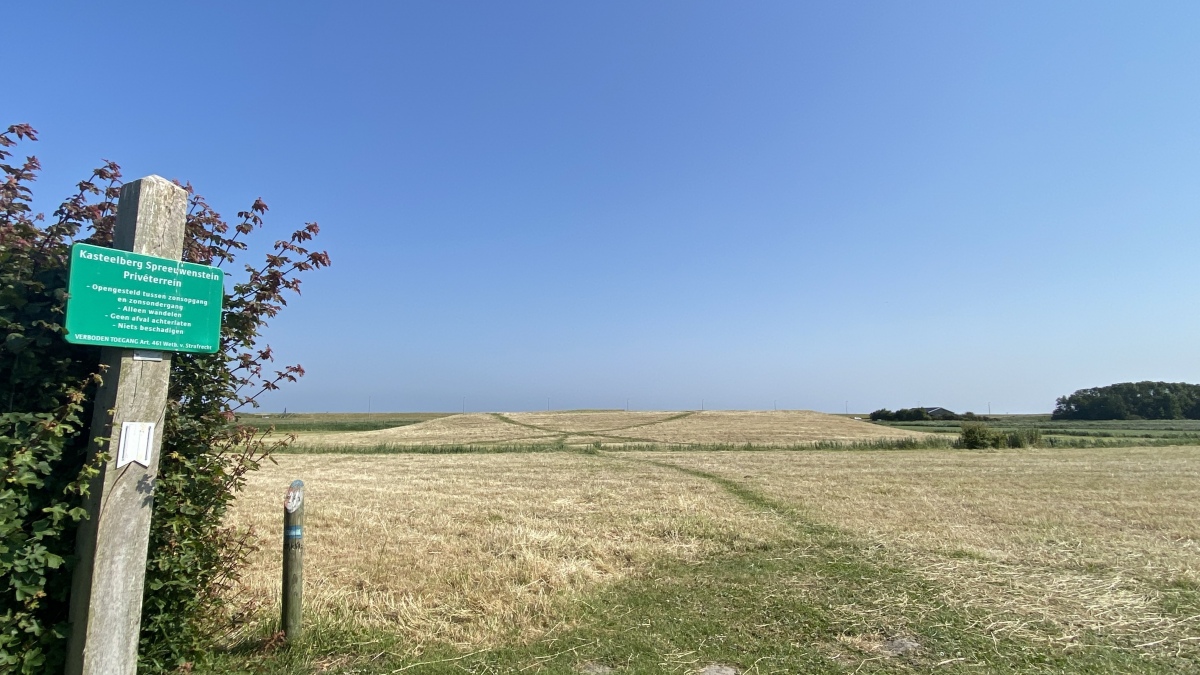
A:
[[285, 410, 931, 449], [216, 411, 1200, 674]]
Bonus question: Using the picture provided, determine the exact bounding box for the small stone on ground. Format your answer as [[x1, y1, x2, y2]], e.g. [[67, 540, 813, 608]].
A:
[[883, 637, 921, 656], [579, 662, 615, 674], [698, 666, 738, 675]]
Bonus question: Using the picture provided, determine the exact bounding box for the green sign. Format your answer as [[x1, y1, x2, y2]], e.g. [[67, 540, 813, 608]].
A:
[[65, 243, 224, 353]]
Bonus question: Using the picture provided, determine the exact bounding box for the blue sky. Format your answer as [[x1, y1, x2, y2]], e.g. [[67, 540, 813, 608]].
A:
[[12, 2, 1200, 413]]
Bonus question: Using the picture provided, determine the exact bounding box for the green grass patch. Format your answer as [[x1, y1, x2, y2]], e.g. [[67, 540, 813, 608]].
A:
[[1156, 577, 1200, 618], [875, 418, 1200, 448], [204, 547, 1187, 673], [880, 418, 1200, 432]]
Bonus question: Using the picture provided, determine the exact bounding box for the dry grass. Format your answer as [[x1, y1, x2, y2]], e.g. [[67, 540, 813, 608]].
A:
[[291, 413, 545, 447], [227, 452, 788, 649], [625, 410, 922, 445], [226, 443, 1200, 667], [644, 446, 1200, 653], [291, 410, 929, 448], [502, 411, 688, 433], [242, 412, 451, 424]]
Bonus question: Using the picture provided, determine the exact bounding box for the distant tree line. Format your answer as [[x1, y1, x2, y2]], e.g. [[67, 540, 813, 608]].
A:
[[870, 408, 933, 421], [1052, 381, 1200, 420], [869, 408, 988, 422]]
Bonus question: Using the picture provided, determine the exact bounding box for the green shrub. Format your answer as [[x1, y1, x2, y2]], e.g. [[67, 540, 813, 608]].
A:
[[896, 407, 932, 422], [957, 424, 1043, 449], [1005, 427, 1042, 448], [958, 422, 1004, 449], [0, 124, 330, 672]]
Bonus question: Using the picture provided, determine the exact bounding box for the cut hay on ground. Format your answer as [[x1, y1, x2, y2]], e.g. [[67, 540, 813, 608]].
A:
[[291, 409, 929, 448], [227, 446, 1200, 658], [229, 453, 788, 647], [645, 446, 1200, 652], [623, 410, 923, 445]]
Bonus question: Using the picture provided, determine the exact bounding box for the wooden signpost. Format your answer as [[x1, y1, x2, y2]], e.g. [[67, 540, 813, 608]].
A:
[[64, 176, 196, 675]]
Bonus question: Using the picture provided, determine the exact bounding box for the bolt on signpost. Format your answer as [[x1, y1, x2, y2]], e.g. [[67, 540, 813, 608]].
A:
[[64, 176, 223, 675], [282, 480, 305, 640]]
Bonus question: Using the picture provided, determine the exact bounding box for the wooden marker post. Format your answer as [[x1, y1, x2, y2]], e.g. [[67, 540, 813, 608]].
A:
[[65, 176, 188, 675], [282, 479, 305, 640]]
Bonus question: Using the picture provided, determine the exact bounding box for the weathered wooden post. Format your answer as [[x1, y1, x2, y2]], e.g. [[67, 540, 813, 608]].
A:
[[62, 174, 224, 674], [282, 479, 305, 640], [64, 176, 188, 675]]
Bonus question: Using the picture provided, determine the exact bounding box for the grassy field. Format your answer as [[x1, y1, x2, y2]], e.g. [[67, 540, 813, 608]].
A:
[[284, 410, 932, 450], [249, 411, 1200, 450], [202, 434, 1200, 673], [237, 412, 452, 434], [873, 415, 1200, 445]]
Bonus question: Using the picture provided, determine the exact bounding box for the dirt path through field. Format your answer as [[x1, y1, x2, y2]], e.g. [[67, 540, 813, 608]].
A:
[[291, 409, 931, 448]]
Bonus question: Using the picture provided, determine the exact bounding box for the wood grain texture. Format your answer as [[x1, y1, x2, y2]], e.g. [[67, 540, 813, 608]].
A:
[[66, 176, 188, 675]]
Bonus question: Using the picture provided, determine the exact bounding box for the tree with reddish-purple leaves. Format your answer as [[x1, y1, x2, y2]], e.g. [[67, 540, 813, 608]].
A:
[[0, 123, 330, 673]]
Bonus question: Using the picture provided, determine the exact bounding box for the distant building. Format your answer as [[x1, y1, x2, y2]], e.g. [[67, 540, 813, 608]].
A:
[[921, 407, 957, 420]]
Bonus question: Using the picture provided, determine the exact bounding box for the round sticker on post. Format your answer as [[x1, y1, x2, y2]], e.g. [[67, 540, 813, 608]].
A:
[[285, 480, 304, 513]]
